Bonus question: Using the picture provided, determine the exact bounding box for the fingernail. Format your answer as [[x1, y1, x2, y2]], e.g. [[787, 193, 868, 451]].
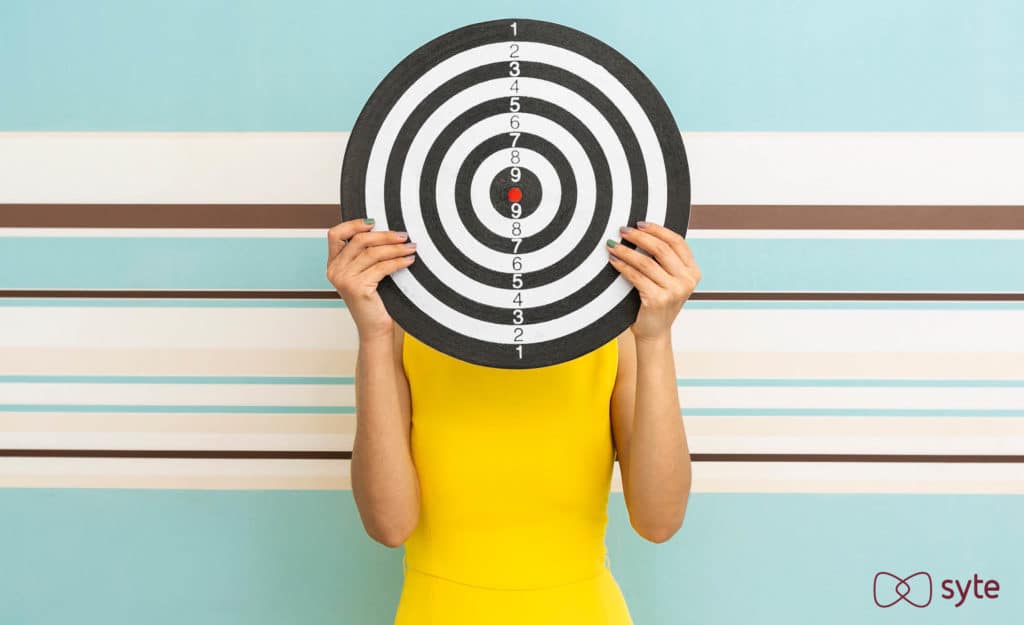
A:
[[404, 241, 417, 249], [395, 231, 408, 240], [637, 221, 649, 228], [606, 238, 619, 247], [363, 217, 375, 225], [619, 225, 633, 234]]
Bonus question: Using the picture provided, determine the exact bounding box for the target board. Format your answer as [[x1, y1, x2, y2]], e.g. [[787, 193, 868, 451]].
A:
[[340, 18, 690, 369]]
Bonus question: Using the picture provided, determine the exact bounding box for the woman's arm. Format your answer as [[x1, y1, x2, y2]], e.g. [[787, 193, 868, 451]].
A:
[[351, 324, 420, 547], [606, 221, 701, 543], [326, 217, 420, 548], [611, 328, 691, 543]]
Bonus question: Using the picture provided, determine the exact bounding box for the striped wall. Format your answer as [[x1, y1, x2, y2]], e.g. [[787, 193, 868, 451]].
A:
[[2, 1, 1023, 624]]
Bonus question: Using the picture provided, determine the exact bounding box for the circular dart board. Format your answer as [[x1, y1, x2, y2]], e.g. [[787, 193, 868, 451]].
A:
[[340, 18, 690, 369]]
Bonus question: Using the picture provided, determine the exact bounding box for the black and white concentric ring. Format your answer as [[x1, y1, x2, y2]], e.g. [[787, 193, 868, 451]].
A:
[[341, 19, 690, 368]]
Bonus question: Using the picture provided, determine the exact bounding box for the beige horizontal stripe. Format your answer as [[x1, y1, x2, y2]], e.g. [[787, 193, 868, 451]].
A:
[[3, 382, 354, 405], [4, 348, 1022, 379], [6, 382, 1022, 411], [679, 351, 1024, 379], [0, 411, 354, 433], [688, 462, 1024, 494], [686, 416, 1024, 454], [0, 458, 350, 489], [3, 414, 1021, 455], [0, 348, 358, 375], [3, 458, 1021, 493], [0, 432, 352, 451], [5, 308, 1023, 352], [688, 416, 1016, 437]]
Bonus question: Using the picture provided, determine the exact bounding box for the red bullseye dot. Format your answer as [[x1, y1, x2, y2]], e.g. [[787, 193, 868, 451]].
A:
[[507, 187, 523, 203]]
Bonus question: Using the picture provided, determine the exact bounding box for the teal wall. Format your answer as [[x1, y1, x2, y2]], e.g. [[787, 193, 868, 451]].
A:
[[2, 1, 1022, 624], [5, 491, 1023, 624], [2, 0, 1022, 131]]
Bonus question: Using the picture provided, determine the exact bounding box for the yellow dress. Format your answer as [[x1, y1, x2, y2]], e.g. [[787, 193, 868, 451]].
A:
[[394, 332, 635, 625]]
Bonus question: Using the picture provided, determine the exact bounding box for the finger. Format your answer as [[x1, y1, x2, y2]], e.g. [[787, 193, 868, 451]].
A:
[[608, 254, 659, 296], [619, 225, 688, 277], [636, 221, 696, 268], [606, 238, 674, 288], [361, 254, 417, 285], [328, 217, 377, 262], [348, 240, 418, 276], [336, 229, 409, 267]]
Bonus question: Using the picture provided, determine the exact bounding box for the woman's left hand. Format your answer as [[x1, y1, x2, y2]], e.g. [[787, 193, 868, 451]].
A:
[[606, 221, 701, 342]]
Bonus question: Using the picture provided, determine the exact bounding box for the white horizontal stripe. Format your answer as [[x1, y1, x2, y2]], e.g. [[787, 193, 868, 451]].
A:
[[690, 435, 1024, 455], [3, 457, 1020, 493], [682, 386, 1024, 410], [685, 132, 1024, 205], [0, 228, 331, 238], [0, 132, 347, 204], [676, 309, 1024, 352], [2, 132, 1022, 204], [686, 416, 1024, 455], [2, 426, 1016, 456], [1, 383, 354, 405], [3, 307, 1023, 352], [0, 432, 352, 451], [685, 462, 1024, 494], [0, 307, 359, 348]]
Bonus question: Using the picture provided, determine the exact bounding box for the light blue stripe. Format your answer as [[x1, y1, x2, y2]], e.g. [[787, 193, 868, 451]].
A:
[[0, 375, 354, 384], [2, 0, 1022, 130], [3, 298, 1024, 310], [0, 238, 324, 290], [3, 237, 1024, 292], [0, 405, 353, 414], [4, 375, 1021, 388], [684, 408, 1024, 417], [678, 378, 1024, 388], [1, 491, 1020, 625]]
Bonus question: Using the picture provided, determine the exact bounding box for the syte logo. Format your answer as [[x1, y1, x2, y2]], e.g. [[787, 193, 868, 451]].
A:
[[874, 571, 1001, 608]]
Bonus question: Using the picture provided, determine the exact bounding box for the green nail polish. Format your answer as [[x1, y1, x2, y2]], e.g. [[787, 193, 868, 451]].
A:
[[606, 238, 618, 247], [363, 217, 375, 225]]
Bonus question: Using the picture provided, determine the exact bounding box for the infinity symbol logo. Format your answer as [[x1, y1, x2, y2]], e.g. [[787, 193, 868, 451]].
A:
[[874, 571, 933, 608]]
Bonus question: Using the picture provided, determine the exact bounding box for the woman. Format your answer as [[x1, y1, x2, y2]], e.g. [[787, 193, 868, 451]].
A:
[[326, 215, 699, 624]]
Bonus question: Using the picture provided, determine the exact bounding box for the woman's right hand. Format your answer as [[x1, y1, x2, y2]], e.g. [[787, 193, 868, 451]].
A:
[[326, 217, 416, 340]]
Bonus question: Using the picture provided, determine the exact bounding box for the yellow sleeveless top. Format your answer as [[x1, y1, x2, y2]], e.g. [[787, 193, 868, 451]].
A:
[[394, 332, 634, 625]]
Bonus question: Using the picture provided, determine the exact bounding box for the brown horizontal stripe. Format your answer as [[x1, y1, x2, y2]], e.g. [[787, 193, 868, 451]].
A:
[[2, 290, 1023, 301], [2, 204, 1023, 229], [0, 449, 352, 459], [690, 205, 1024, 230], [0, 204, 343, 229], [3, 449, 1024, 463], [694, 453, 1024, 463]]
